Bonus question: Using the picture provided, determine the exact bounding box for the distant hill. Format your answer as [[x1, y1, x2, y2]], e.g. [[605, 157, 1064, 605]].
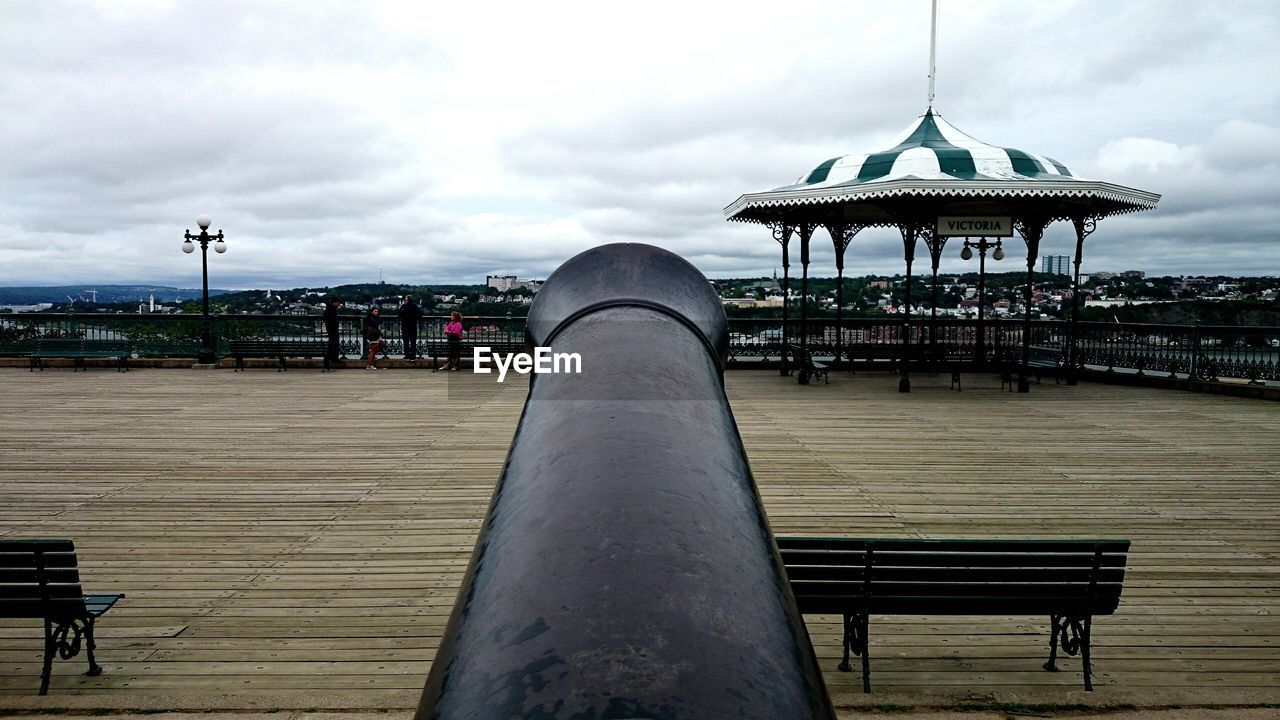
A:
[[0, 285, 231, 305], [1080, 299, 1280, 327]]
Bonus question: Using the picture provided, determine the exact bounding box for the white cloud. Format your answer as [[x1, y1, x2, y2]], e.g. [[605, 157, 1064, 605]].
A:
[[2, 0, 1278, 287]]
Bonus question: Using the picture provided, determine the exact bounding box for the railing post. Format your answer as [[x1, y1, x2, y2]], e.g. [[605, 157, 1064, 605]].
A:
[[1190, 323, 1202, 381]]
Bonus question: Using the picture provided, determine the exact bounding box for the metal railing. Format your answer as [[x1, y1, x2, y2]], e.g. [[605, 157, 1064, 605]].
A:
[[0, 312, 526, 361], [724, 316, 1278, 384], [3, 312, 1277, 383]]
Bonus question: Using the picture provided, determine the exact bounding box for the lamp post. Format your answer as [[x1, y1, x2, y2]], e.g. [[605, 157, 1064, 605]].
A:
[[960, 237, 1003, 369], [182, 214, 226, 365]]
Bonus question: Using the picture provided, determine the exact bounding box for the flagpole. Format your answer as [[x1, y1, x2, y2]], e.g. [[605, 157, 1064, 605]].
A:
[[928, 0, 938, 108]]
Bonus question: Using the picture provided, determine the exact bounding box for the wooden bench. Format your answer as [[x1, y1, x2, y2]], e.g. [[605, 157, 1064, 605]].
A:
[[0, 338, 37, 357], [0, 539, 125, 695], [29, 339, 131, 372], [777, 536, 1130, 692], [425, 338, 526, 370], [999, 346, 1064, 390], [228, 340, 330, 371], [908, 343, 965, 390], [787, 343, 829, 385], [1028, 345, 1064, 384]]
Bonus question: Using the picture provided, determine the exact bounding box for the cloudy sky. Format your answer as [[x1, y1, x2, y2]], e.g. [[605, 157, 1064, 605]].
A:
[[2, 0, 1277, 289]]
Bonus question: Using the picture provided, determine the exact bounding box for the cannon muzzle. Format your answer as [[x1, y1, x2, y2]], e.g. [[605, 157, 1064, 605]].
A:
[[416, 243, 835, 719]]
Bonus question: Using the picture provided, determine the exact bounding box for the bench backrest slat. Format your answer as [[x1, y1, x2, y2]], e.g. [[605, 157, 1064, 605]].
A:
[[0, 581, 86, 598], [784, 565, 1127, 584], [791, 580, 1125, 599], [0, 567, 81, 583], [778, 537, 1130, 553], [780, 549, 1128, 569], [229, 341, 325, 349], [33, 339, 130, 350], [793, 595, 1121, 615]]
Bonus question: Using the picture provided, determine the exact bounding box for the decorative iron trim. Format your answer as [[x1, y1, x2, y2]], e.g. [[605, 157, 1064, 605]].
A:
[[50, 618, 86, 660], [725, 179, 1161, 222], [1049, 614, 1086, 659]]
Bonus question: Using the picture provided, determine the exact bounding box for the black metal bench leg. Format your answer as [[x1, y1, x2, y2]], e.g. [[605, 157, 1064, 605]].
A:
[[1046, 613, 1094, 689], [839, 611, 871, 692], [1082, 615, 1093, 691], [1044, 613, 1060, 671], [838, 613, 853, 672], [857, 612, 870, 693], [83, 616, 103, 677], [40, 618, 54, 695]]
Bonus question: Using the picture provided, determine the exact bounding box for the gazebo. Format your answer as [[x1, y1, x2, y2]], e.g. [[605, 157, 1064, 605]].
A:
[[723, 107, 1160, 392]]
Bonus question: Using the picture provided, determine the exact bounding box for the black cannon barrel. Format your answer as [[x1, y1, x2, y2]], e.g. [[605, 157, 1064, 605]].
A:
[[416, 243, 835, 720]]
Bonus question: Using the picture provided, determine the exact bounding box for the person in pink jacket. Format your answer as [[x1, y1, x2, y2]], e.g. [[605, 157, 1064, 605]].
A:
[[442, 312, 464, 371]]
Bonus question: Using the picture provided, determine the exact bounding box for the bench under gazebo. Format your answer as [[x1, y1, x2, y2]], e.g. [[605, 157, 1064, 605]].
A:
[[723, 107, 1160, 392]]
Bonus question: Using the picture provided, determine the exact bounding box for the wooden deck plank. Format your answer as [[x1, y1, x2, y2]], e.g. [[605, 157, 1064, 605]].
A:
[[1, 368, 1278, 710]]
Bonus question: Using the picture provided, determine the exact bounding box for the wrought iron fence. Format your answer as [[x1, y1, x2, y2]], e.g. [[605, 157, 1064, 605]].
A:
[[0, 312, 527, 362], [1070, 321, 1280, 383], [2, 312, 1276, 383]]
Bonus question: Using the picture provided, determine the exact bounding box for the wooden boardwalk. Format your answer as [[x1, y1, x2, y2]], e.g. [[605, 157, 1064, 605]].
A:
[[1, 367, 1277, 714]]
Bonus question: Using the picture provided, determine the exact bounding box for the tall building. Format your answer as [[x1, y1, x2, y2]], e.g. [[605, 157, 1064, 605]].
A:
[[1041, 255, 1070, 275], [486, 275, 518, 292], [486, 275, 544, 293]]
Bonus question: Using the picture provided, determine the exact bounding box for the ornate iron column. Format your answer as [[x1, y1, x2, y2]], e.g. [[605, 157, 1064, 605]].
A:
[[924, 230, 948, 366], [826, 223, 863, 371], [797, 222, 816, 385], [1015, 216, 1050, 393], [897, 222, 922, 393], [1068, 215, 1098, 386], [770, 223, 794, 376]]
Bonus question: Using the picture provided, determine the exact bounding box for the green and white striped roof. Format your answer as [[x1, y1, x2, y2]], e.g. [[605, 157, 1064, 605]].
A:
[[799, 109, 1073, 185], [725, 109, 1160, 224]]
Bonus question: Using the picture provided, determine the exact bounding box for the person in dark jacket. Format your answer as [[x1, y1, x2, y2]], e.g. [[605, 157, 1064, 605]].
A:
[[323, 298, 343, 364], [399, 295, 423, 361], [364, 307, 386, 370]]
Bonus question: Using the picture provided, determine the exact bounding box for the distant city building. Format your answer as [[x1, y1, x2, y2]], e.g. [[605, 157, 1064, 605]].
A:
[[721, 297, 784, 309], [486, 275, 543, 293], [1121, 270, 1146, 279], [1041, 255, 1070, 275], [0, 303, 54, 313], [486, 275, 518, 292]]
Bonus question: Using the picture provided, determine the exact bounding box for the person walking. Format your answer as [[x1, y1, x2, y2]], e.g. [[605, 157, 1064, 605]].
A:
[[323, 297, 343, 365], [399, 295, 423, 361], [364, 307, 386, 370], [442, 311, 464, 371]]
